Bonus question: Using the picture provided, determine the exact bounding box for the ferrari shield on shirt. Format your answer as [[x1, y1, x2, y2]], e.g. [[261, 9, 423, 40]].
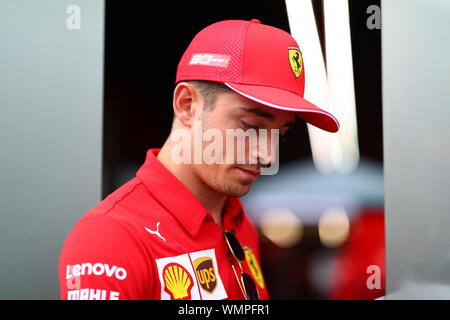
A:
[[59, 148, 270, 300]]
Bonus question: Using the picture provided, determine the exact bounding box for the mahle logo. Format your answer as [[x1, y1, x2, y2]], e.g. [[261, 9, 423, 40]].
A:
[[170, 120, 279, 175]]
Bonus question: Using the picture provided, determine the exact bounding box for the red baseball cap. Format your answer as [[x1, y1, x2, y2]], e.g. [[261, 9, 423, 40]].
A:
[[175, 19, 339, 133]]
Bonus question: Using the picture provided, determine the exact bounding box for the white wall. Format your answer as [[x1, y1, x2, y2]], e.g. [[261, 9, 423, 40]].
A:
[[0, 0, 104, 299], [382, 0, 450, 298]]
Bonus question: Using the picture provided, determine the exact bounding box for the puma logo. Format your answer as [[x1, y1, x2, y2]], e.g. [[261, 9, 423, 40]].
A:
[[145, 222, 166, 242]]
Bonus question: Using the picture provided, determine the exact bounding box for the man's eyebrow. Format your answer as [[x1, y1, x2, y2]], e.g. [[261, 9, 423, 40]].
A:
[[239, 106, 275, 121], [239, 106, 295, 128]]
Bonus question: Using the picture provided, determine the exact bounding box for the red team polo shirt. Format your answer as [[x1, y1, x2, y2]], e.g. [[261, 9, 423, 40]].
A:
[[59, 148, 270, 300]]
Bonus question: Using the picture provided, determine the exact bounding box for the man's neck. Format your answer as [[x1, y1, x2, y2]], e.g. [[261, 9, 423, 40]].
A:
[[156, 142, 227, 228]]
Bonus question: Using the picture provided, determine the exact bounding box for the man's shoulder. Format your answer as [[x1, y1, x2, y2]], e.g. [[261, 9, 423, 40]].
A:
[[61, 177, 163, 257], [83, 176, 167, 224], [91, 177, 143, 215]]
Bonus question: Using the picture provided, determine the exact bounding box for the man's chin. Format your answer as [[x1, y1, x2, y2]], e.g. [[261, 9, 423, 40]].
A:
[[220, 182, 253, 198]]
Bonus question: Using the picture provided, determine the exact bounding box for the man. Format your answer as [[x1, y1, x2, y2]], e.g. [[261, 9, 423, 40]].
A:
[[59, 19, 339, 300]]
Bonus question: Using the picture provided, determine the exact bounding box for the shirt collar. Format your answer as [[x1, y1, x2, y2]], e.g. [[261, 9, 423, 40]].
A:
[[136, 148, 243, 237]]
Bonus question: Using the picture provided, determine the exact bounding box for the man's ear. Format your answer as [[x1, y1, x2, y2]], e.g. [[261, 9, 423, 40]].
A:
[[172, 82, 202, 128]]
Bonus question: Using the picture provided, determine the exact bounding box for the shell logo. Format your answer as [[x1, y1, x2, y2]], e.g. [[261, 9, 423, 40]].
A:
[[163, 263, 194, 300]]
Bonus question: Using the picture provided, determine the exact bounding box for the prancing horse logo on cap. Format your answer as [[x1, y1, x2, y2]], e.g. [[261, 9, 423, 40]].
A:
[[288, 47, 303, 78]]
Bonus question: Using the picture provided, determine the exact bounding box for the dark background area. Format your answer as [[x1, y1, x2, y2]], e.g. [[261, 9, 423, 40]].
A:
[[102, 0, 382, 299]]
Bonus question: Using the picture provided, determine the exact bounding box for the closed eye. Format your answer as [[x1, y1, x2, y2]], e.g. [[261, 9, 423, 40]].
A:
[[240, 121, 260, 130]]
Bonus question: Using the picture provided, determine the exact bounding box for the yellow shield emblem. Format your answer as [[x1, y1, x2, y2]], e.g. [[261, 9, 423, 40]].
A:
[[244, 247, 265, 289], [288, 47, 303, 78]]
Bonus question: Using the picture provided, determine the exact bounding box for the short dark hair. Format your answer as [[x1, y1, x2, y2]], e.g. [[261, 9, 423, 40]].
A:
[[172, 80, 230, 124], [184, 80, 230, 111]]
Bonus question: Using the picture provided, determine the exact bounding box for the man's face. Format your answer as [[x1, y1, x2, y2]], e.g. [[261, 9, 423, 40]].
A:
[[191, 90, 295, 197]]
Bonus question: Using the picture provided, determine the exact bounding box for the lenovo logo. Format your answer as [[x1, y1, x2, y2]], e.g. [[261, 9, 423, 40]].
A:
[[66, 263, 127, 280]]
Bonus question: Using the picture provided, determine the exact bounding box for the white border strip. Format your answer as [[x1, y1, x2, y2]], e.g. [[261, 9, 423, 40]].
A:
[[224, 82, 340, 130]]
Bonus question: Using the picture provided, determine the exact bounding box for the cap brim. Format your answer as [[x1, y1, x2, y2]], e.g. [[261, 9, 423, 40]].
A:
[[224, 82, 340, 133]]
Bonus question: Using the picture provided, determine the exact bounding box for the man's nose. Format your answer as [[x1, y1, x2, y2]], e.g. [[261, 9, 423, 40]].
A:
[[250, 131, 278, 167]]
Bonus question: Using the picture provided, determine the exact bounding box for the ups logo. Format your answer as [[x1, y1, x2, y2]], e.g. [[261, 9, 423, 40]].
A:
[[193, 257, 217, 294]]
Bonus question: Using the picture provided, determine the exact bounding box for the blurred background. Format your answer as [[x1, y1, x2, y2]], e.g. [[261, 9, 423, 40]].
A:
[[4, 0, 449, 300]]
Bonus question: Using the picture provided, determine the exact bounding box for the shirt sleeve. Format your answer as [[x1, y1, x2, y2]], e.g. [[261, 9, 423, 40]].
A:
[[59, 213, 153, 300]]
